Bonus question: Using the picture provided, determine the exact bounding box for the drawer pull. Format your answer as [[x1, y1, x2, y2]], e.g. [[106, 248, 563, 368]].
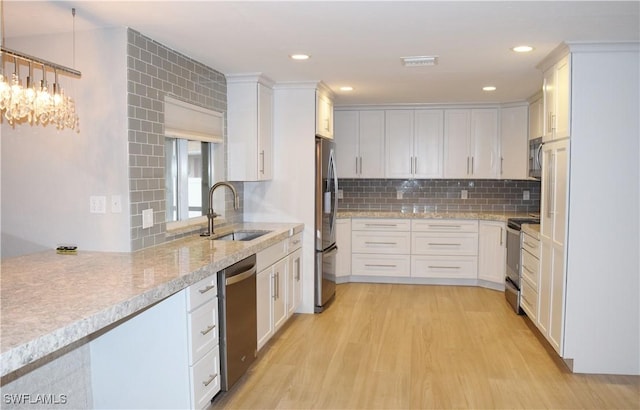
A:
[[522, 265, 535, 275], [365, 264, 397, 268], [200, 324, 215, 336], [427, 224, 461, 229], [198, 284, 216, 294], [203, 374, 217, 387], [428, 265, 461, 269], [365, 241, 397, 245], [292, 239, 301, 245], [364, 223, 398, 227], [523, 241, 537, 249], [427, 243, 462, 246], [521, 294, 533, 307]]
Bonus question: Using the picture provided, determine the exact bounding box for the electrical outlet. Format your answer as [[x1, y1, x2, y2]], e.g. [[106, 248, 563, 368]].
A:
[[111, 195, 122, 213], [337, 189, 344, 199], [461, 190, 468, 200], [90, 196, 106, 214], [142, 209, 154, 229], [523, 190, 530, 200], [396, 190, 403, 200]]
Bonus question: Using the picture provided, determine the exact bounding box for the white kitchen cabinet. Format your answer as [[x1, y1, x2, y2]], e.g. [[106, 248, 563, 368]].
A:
[[287, 247, 302, 316], [256, 266, 274, 350], [444, 109, 499, 179], [336, 218, 352, 280], [538, 138, 569, 354], [334, 110, 385, 178], [528, 93, 544, 141], [499, 105, 528, 179], [520, 230, 540, 321], [316, 86, 334, 139], [477, 221, 506, 286], [351, 218, 411, 278], [542, 55, 571, 142], [410, 219, 479, 279], [227, 74, 274, 181], [91, 276, 220, 409], [385, 109, 444, 178]]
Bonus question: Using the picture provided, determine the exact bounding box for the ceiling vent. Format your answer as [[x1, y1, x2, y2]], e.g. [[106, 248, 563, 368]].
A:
[[401, 55, 438, 67]]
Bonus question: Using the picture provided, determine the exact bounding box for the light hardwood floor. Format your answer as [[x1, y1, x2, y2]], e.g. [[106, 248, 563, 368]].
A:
[[211, 283, 640, 409]]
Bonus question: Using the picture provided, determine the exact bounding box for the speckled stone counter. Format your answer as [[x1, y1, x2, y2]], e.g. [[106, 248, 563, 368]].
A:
[[0, 222, 302, 378], [337, 210, 534, 222]]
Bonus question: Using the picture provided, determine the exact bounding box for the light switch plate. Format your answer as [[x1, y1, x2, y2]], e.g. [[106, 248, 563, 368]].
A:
[[461, 190, 468, 200], [142, 209, 153, 229], [111, 195, 122, 213], [90, 196, 106, 214]]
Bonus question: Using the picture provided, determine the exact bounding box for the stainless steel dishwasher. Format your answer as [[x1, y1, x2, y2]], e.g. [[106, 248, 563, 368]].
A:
[[217, 254, 257, 391]]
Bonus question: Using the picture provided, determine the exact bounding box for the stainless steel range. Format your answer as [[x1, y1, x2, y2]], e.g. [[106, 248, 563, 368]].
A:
[[505, 217, 540, 313]]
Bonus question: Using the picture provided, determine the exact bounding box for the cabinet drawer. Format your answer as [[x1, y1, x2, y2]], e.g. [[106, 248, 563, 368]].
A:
[[352, 231, 411, 254], [186, 275, 218, 312], [411, 256, 478, 279], [190, 347, 221, 409], [257, 239, 287, 271], [352, 254, 410, 277], [521, 249, 540, 287], [188, 297, 218, 365], [411, 232, 478, 256], [412, 219, 478, 233], [520, 279, 538, 321], [288, 232, 303, 253], [521, 233, 540, 259], [351, 218, 411, 231]]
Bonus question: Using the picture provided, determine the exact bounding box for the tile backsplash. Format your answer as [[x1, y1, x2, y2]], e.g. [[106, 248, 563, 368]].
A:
[[338, 178, 541, 214], [127, 29, 241, 251]]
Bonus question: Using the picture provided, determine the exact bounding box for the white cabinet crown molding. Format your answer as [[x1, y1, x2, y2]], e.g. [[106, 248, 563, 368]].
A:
[[226, 72, 275, 88]]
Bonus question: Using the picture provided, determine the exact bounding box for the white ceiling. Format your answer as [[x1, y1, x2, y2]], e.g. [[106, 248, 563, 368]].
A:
[[2, 1, 639, 106]]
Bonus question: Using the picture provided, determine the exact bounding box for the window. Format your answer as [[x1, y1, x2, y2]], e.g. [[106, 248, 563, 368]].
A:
[[164, 97, 224, 228]]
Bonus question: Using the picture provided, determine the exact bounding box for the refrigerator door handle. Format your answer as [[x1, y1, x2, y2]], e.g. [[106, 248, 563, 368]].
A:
[[323, 244, 339, 257]]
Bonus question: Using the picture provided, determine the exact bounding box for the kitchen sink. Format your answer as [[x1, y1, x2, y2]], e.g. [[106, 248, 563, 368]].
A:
[[211, 230, 271, 242]]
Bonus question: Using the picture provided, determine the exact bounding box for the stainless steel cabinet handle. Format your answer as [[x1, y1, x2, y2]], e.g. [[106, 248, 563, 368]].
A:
[[428, 224, 462, 229], [365, 264, 397, 268], [272, 273, 277, 300], [471, 156, 474, 174], [295, 258, 301, 281], [365, 241, 398, 245], [500, 157, 504, 175], [355, 157, 358, 174], [414, 157, 418, 174], [203, 374, 217, 387], [500, 228, 503, 246], [200, 324, 215, 336], [410, 156, 414, 174], [466, 157, 470, 174], [428, 265, 461, 269], [364, 223, 398, 227], [198, 284, 216, 294], [260, 150, 265, 174], [428, 243, 462, 246], [359, 156, 363, 174]]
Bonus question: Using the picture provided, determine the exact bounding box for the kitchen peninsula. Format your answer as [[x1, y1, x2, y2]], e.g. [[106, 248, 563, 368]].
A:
[[1, 223, 302, 405]]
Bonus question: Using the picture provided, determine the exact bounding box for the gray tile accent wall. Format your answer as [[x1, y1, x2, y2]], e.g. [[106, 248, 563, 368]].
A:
[[127, 29, 242, 251], [338, 179, 541, 213]]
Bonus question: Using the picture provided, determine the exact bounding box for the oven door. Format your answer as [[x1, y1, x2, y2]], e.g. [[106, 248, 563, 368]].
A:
[[505, 226, 521, 287]]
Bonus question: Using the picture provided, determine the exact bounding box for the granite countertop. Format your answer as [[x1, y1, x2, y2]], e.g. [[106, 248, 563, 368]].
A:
[[337, 210, 534, 222], [0, 222, 303, 378]]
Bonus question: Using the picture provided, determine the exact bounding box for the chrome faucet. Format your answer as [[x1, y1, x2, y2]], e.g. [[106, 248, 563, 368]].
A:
[[201, 181, 240, 237]]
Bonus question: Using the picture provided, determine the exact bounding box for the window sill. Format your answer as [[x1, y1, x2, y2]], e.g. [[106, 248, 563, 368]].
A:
[[165, 215, 228, 238]]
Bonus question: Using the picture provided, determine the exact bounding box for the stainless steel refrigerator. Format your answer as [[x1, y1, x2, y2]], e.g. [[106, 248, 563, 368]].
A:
[[315, 136, 338, 312]]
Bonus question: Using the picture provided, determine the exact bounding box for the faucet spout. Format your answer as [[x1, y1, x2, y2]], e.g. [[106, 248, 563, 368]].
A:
[[201, 181, 240, 237]]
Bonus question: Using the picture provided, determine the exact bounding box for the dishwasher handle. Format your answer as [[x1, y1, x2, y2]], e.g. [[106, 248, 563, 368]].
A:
[[225, 265, 257, 286]]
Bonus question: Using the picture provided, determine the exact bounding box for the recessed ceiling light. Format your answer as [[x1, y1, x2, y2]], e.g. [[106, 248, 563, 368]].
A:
[[483, 86, 497, 91], [401, 55, 438, 67], [290, 54, 310, 60], [340, 86, 353, 92], [512, 45, 534, 53]]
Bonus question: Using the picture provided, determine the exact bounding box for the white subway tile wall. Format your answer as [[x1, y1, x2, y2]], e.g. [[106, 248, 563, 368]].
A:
[[127, 29, 241, 250], [338, 178, 541, 214]]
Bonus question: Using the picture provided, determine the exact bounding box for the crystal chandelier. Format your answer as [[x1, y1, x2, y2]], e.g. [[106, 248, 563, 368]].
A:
[[0, 47, 81, 130]]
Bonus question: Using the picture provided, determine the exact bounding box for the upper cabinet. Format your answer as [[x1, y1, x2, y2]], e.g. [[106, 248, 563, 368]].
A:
[[444, 109, 499, 179], [385, 110, 444, 179], [316, 85, 334, 139], [227, 74, 274, 181], [528, 93, 544, 140], [334, 110, 385, 178], [499, 104, 529, 179], [542, 54, 571, 142]]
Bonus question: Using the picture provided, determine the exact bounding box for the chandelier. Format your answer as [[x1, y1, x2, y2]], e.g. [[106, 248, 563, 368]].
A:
[[0, 46, 81, 130]]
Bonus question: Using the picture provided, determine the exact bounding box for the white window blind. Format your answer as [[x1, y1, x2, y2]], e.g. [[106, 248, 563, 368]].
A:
[[164, 96, 223, 142]]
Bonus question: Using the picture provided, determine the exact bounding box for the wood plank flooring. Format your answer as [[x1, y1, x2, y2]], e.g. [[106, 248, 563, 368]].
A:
[[210, 283, 640, 409]]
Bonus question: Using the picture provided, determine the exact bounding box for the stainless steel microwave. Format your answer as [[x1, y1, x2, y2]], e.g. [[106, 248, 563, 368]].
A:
[[529, 137, 543, 179]]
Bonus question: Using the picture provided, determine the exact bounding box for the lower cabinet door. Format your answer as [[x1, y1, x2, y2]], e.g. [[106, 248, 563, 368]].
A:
[[411, 255, 478, 279], [256, 268, 273, 350], [190, 347, 221, 409], [352, 254, 410, 277], [288, 248, 302, 316], [272, 258, 288, 332]]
